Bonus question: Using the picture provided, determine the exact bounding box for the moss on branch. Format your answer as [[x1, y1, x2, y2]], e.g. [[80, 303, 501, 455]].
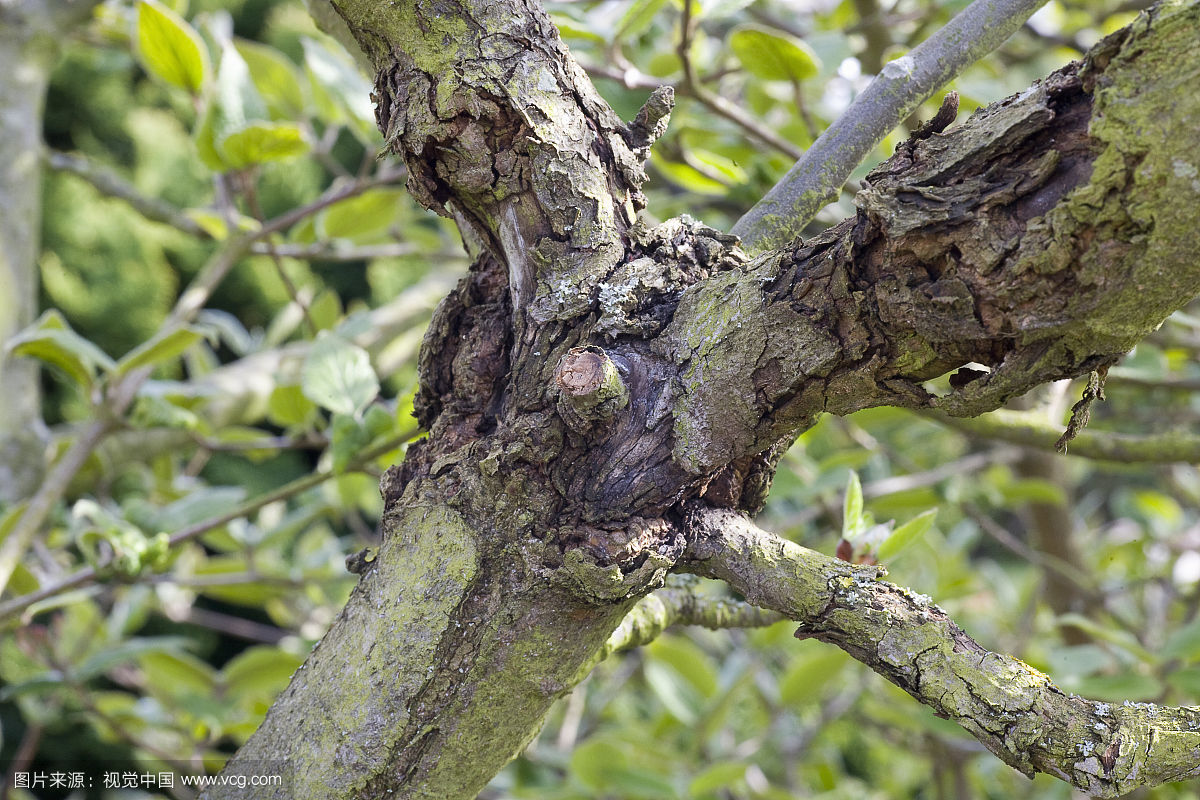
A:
[[680, 508, 1200, 797]]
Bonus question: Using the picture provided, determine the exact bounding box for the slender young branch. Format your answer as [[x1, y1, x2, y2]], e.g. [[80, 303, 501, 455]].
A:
[[0, 169, 408, 599], [0, 428, 418, 623], [596, 576, 783, 661], [928, 409, 1200, 462], [44, 149, 207, 236], [0, 419, 115, 600], [680, 507, 1200, 797], [731, 0, 1049, 251], [677, 1, 804, 160]]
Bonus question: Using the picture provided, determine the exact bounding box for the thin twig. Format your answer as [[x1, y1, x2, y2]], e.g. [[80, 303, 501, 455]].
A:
[[732, 0, 1049, 251], [0, 429, 418, 622], [926, 408, 1200, 462], [43, 149, 206, 236], [676, 2, 804, 160], [0, 170, 406, 599]]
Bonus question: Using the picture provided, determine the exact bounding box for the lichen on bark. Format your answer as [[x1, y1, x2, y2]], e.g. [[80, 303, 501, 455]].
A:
[[209, 1, 1200, 797]]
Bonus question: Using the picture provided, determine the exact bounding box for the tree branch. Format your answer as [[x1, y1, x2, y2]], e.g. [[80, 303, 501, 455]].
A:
[[928, 408, 1200, 462], [658, 8, 1200, 485], [679, 507, 1200, 797], [596, 576, 783, 662], [0, 428, 418, 623], [731, 0, 1049, 251], [44, 149, 207, 236]]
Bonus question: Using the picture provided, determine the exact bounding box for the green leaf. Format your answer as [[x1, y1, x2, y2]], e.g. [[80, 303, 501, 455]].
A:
[[197, 42, 299, 169], [220, 645, 303, 699], [138, 651, 217, 700], [877, 509, 937, 562], [135, 0, 210, 94], [302, 333, 380, 417], [1075, 672, 1163, 702], [729, 25, 821, 82], [617, 0, 671, 39], [842, 470, 863, 541], [308, 288, 343, 332], [999, 478, 1067, 507], [571, 739, 628, 790], [73, 637, 192, 682], [644, 660, 699, 724], [779, 645, 849, 705], [114, 325, 205, 375], [688, 761, 748, 797], [330, 413, 371, 474], [0, 674, 67, 702], [363, 404, 396, 440], [651, 155, 728, 196], [234, 39, 305, 119], [6, 309, 116, 388], [1163, 616, 1200, 662], [1056, 614, 1156, 664], [301, 37, 376, 140], [318, 189, 406, 241], [1167, 666, 1200, 695], [268, 384, 318, 427], [647, 636, 718, 698], [220, 121, 308, 167]]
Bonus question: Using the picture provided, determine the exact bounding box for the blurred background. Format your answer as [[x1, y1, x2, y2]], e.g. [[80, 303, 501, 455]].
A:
[[2, 0, 1198, 797]]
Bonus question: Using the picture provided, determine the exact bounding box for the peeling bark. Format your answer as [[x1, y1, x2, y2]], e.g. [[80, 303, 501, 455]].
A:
[[211, 1, 1200, 797]]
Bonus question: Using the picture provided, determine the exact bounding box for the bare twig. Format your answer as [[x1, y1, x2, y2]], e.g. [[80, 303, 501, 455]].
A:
[[43, 149, 206, 236], [0, 169, 408, 599], [732, 0, 1050, 251], [0, 429, 418, 622], [677, 2, 804, 160]]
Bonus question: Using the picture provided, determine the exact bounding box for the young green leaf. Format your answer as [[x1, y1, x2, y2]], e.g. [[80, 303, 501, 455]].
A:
[[729, 25, 821, 82], [301, 333, 380, 417], [219, 121, 308, 167], [135, 0, 211, 94], [616, 0, 671, 39], [317, 188, 407, 241], [877, 508, 938, 561], [114, 325, 205, 376], [234, 39, 305, 119], [6, 309, 117, 389], [842, 470, 863, 541]]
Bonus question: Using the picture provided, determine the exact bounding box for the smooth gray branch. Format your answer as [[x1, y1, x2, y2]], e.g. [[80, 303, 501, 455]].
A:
[[731, 0, 1049, 251]]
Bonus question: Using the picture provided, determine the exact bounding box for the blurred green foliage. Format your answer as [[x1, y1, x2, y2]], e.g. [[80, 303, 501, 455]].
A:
[[3, 0, 1200, 797]]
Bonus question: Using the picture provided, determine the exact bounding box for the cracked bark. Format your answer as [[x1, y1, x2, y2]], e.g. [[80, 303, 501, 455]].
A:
[[682, 508, 1200, 797], [208, 0, 1200, 797]]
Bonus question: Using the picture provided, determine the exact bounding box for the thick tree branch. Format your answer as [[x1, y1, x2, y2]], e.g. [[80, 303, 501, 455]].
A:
[[663, 4, 1200, 482], [680, 507, 1200, 797], [731, 0, 1049, 251], [334, 0, 652, 323]]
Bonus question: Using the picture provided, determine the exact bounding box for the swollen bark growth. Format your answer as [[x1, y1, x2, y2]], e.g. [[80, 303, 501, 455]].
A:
[[211, 1, 1200, 797]]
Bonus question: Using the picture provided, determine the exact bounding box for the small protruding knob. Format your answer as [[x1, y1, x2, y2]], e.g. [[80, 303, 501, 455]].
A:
[[554, 346, 629, 435]]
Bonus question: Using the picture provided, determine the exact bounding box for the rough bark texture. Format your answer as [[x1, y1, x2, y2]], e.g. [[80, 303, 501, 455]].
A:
[[682, 508, 1200, 798], [211, 1, 1200, 797]]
